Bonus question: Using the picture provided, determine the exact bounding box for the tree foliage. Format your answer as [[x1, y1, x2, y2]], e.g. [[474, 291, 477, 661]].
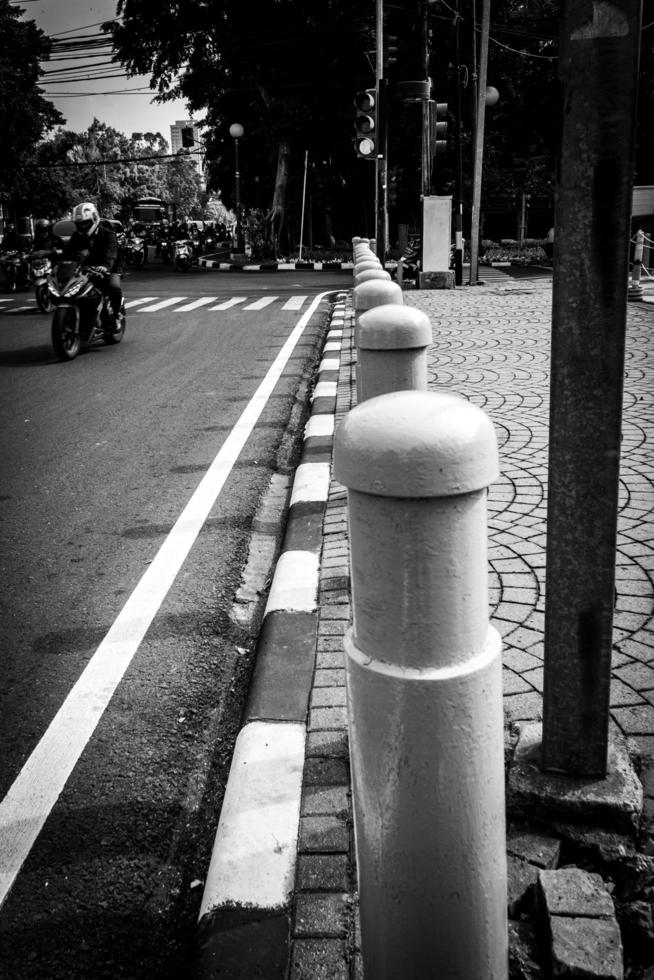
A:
[[0, 0, 64, 202]]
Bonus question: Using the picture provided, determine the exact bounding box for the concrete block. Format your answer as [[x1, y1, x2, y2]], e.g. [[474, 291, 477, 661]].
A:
[[507, 723, 643, 834], [417, 269, 455, 289], [507, 827, 562, 869], [507, 854, 539, 917], [549, 916, 623, 979], [538, 868, 615, 919]]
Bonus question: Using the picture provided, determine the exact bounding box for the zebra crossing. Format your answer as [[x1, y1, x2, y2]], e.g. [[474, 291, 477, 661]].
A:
[[0, 294, 311, 316]]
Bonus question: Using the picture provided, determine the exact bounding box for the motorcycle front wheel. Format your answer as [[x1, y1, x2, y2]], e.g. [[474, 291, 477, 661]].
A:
[[52, 307, 81, 361], [5, 265, 17, 293], [132, 248, 146, 269], [35, 283, 53, 313], [174, 258, 189, 273]]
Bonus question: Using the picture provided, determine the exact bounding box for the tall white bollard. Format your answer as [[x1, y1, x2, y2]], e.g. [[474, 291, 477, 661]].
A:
[[357, 305, 431, 400], [334, 390, 508, 980]]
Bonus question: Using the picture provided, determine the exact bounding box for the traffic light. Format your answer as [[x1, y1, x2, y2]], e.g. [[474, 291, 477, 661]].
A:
[[181, 127, 195, 148], [431, 102, 448, 156], [354, 89, 377, 159]]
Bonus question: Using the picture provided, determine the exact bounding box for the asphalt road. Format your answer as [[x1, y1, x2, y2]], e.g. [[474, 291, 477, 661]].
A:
[[0, 262, 349, 978]]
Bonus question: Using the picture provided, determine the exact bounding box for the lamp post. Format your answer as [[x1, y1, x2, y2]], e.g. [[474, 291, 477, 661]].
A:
[[229, 123, 245, 255], [469, 83, 499, 286]]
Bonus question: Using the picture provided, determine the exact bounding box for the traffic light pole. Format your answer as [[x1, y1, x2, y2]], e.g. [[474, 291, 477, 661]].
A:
[[375, 0, 387, 260]]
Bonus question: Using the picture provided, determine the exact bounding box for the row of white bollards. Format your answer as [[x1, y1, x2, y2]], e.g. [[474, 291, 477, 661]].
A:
[[338, 238, 508, 977]]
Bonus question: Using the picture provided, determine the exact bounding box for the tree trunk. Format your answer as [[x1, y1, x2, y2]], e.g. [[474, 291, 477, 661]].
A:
[[266, 139, 290, 256]]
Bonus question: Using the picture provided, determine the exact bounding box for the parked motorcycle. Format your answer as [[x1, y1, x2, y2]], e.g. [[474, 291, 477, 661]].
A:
[[0, 250, 29, 293], [49, 261, 126, 361], [174, 239, 194, 272], [28, 253, 57, 312]]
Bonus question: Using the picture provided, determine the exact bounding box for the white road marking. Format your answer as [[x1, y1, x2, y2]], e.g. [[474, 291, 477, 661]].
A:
[[282, 296, 308, 311], [139, 296, 188, 311], [6, 307, 34, 314], [243, 296, 277, 310], [0, 290, 329, 911], [208, 297, 247, 311], [199, 721, 305, 913], [174, 297, 219, 312], [125, 296, 158, 308]]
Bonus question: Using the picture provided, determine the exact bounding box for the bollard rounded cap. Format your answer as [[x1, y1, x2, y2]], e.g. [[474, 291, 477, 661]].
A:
[[354, 259, 382, 273], [334, 390, 499, 497], [358, 304, 431, 349], [354, 278, 403, 311], [354, 269, 392, 286]]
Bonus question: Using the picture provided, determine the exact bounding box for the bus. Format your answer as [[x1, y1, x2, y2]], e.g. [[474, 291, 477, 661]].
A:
[[132, 197, 169, 225]]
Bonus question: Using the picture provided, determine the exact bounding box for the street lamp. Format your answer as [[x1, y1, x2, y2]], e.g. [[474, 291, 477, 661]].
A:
[[229, 122, 245, 254]]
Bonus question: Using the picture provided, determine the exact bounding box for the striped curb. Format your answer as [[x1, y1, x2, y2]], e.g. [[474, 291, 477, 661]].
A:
[[198, 259, 355, 272], [195, 293, 350, 980]]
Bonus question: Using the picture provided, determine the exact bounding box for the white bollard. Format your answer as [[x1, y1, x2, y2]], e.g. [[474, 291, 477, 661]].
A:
[[354, 268, 392, 286], [353, 280, 403, 401], [357, 304, 431, 400], [334, 390, 508, 980]]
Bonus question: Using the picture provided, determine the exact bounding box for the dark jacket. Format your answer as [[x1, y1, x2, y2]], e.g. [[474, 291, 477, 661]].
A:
[[64, 224, 118, 272]]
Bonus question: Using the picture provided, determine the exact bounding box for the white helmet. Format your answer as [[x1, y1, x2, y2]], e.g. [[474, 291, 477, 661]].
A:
[[72, 202, 100, 236]]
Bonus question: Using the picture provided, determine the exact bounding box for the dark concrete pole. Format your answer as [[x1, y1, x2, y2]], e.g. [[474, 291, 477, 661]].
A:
[[542, 0, 642, 776]]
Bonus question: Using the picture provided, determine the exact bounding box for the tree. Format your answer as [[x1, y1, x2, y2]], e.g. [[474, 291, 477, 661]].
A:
[[106, 0, 374, 255], [0, 0, 64, 209]]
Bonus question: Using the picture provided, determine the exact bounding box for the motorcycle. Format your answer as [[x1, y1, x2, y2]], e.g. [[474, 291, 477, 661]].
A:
[[174, 238, 194, 272], [122, 234, 147, 269], [49, 261, 126, 361], [156, 236, 174, 263], [28, 253, 57, 312], [1, 250, 29, 293]]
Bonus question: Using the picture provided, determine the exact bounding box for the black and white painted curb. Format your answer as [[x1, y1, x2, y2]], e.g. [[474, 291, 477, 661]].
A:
[[194, 294, 349, 978], [198, 258, 355, 272]]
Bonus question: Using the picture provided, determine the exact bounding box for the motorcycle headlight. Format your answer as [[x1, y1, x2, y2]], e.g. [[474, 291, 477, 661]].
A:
[[63, 279, 84, 297]]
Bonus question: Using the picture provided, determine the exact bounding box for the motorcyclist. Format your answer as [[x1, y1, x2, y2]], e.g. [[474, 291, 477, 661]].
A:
[[32, 219, 58, 259], [64, 202, 123, 328]]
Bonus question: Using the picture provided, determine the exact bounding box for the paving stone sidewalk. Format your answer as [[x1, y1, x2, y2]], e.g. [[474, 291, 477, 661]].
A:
[[287, 277, 654, 979]]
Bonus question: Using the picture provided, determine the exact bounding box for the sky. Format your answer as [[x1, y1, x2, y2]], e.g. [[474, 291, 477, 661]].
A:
[[22, 0, 193, 140]]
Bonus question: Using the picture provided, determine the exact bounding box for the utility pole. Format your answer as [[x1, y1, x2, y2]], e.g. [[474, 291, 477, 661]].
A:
[[421, 0, 432, 199], [542, 0, 643, 776], [469, 0, 491, 286], [453, 0, 464, 285]]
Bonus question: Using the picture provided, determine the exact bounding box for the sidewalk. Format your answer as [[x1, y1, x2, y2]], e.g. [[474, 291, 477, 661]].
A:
[[196, 271, 654, 979]]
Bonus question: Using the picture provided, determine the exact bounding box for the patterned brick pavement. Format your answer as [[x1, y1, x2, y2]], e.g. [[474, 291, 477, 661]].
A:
[[287, 277, 654, 978]]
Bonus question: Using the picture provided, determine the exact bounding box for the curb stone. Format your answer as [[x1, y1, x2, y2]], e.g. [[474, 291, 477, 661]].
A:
[[194, 293, 350, 980]]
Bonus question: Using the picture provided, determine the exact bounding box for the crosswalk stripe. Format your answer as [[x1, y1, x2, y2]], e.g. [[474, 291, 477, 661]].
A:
[[243, 296, 277, 310], [7, 306, 34, 314], [139, 297, 188, 312], [208, 297, 248, 311], [125, 296, 158, 308], [174, 297, 219, 312], [282, 296, 308, 310]]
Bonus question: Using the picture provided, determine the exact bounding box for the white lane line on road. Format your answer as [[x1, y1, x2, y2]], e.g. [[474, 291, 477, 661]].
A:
[[125, 297, 158, 309], [174, 297, 219, 312], [282, 296, 308, 311], [243, 296, 277, 311], [0, 290, 330, 911], [208, 297, 247, 311], [139, 296, 188, 311]]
